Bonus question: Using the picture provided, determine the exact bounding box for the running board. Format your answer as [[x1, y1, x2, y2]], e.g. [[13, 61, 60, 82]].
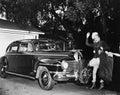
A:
[[6, 71, 36, 80]]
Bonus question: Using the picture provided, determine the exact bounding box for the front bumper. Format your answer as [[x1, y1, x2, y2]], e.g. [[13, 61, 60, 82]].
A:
[[53, 71, 78, 81]]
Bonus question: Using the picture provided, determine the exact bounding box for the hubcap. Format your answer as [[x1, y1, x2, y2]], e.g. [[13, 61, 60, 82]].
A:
[[0, 63, 7, 73], [41, 71, 49, 86]]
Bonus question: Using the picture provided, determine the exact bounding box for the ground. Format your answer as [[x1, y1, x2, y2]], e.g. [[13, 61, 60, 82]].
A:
[[0, 75, 119, 95]]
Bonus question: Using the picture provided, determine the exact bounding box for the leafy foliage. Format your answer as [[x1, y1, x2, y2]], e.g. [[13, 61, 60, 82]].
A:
[[0, 0, 100, 31], [0, 0, 120, 47]]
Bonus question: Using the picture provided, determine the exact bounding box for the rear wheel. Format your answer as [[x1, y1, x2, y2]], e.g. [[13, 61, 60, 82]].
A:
[[0, 58, 8, 78], [38, 67, 54, 90]]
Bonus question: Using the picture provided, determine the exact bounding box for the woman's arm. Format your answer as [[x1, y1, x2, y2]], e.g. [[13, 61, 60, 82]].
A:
[[85, 32, 93, 47]]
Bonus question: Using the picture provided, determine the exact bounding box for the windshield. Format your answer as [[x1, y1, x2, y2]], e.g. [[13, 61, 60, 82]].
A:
[[33, 41, 63, 51]]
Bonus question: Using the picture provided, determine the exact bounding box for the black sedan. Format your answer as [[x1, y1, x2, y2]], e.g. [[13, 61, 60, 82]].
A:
[[0, 39, 91, 90]]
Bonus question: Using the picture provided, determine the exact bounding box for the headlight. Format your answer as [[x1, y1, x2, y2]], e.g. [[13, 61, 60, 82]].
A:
[[61, 60, 68, 70]]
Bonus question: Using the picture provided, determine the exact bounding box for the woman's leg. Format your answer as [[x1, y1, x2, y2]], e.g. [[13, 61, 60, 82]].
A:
[[88, 58, 100, 89], [92, 64, 99, 83]]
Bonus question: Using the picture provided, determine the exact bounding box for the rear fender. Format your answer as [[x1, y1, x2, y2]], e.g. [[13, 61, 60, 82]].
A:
[[0, 56, 8, 65], [0, 56, 6, 64]]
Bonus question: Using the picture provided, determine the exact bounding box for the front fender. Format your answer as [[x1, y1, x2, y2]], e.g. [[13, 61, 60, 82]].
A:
[[36, 66, 45, 79]]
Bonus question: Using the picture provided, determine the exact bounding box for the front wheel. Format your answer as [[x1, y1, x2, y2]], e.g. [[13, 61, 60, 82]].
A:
[[38, 67, 54, 90], [79, 68, 92, 84]]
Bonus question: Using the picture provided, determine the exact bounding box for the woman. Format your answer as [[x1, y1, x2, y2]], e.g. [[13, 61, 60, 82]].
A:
[[86, 32, 113, 90]]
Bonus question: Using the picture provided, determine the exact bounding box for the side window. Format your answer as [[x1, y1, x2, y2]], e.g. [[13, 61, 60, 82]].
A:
[[9, 45, 18, 52], [6, 46, 11, 53], [19, 43, 28, 52], [27, 43, 33, 52], [18, 42, 33, 52]]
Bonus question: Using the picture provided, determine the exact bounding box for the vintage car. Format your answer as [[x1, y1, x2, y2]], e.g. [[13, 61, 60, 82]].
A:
[[0, 39, 91, 90]]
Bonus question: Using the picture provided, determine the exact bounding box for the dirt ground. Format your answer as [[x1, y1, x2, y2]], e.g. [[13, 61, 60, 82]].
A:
[[0, 75, 119, 95]]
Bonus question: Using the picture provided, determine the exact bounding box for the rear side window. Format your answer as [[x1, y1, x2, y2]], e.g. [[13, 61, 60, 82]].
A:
[[7, 45, 18, 53]]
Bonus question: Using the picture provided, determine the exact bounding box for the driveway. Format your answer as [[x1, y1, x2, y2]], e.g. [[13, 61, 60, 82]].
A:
[[0, 75, 119, 95]]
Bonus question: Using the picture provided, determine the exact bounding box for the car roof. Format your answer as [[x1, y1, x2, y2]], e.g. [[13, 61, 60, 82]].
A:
[[11, 39, 56, 44]]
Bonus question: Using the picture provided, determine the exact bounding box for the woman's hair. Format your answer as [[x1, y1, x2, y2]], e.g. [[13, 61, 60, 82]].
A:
[[91, 32, 99, 40]]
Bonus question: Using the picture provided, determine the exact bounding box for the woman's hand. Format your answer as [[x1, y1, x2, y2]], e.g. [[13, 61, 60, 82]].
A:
[[86, 32, 90, 38], [105, 51, 113, 57], [100, 47, 103, 50]]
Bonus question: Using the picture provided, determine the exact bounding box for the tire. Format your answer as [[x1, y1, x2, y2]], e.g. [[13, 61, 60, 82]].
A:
[[0, 58, 8, 78], [38, 67, 54, 90], [79, 68, 92, 84]]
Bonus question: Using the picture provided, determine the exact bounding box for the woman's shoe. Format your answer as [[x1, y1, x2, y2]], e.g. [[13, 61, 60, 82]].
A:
[[98, 82, 104, 90], [90, 82, 96, 89]]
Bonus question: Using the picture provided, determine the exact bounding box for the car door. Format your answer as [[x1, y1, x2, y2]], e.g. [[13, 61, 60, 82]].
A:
[[6, 42, 19, 73], [17, 42, 35, 76]]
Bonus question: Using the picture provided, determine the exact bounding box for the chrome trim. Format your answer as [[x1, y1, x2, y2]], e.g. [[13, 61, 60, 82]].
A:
[[40, 63, 61, 66], [6, 53, 68, 57], [49, 71, 62, 73], [6, 71, 35, 80]]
